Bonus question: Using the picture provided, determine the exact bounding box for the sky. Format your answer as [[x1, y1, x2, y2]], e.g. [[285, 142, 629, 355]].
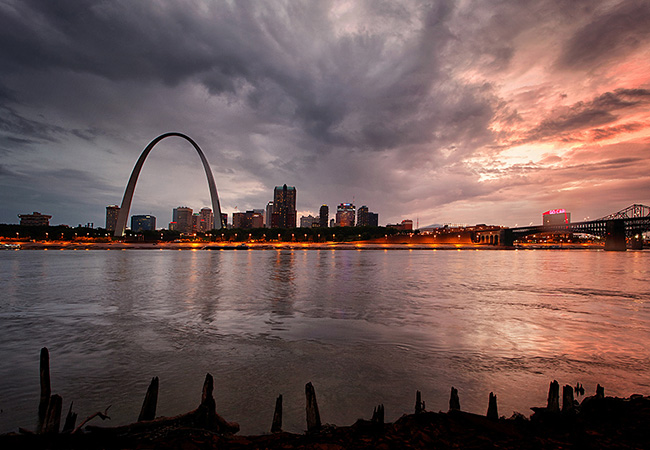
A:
[[1, 0, 649, 228]]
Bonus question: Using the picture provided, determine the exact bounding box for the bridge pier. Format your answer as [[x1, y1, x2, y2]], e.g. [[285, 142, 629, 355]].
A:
[[604, 220, 627, 251], [499, 229, 514, 247], [630, 235, 643, 250]]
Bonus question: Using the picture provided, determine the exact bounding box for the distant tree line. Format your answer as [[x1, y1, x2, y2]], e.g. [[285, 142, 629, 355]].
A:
[[0, 224, 404, 242]]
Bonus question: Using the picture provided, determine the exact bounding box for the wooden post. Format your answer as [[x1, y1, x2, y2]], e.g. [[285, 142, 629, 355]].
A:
[[486, 392, 498, 420], [62, 402, 77, 433], [38, 347, 51, 433], [138, 377, 159, 422], [596, 384, 605, 399], [305, 382, 321, 432], [415, 390, 425, 414], [371, 404, 384, 425], [547, 380, 560, 413], [271, 394, 282, 433], [449, 387, 460, 411], [43, 394, 62, 434], [562, 384, 575, 413]]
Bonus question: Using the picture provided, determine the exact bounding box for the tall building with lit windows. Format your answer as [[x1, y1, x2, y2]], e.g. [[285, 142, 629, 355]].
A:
[[105, 205, 120, 231], [172, 206, 193, 234], [131, 215, 156, 232], [336, 203, 355, 227], [319, 204, 329, 227], [199, 207, 214, 232], [271, 184, 297, 228]]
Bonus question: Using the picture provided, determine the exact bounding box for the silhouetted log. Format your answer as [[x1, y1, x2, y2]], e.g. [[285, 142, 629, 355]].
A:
[[305, 382, 321, 432], [43, 394, 62, 434], [138, 377, 159, 422], [62, 402, 77, 433], [37, 347, 51, 433], [72, 406, 111, 434], [85, 374, 239, 436], [415, 390, 425, 414], [449, 387, 460, 411], [547, 380, 560, 413], [596, 384, 605, 399], [371, 404, 384, 425], [562, 384, 575, 414], [271, 394, 282, 433], [487, 392, 498, 420]]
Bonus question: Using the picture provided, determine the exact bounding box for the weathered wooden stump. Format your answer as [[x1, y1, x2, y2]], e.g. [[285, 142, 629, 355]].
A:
[[305, 382, 321, 432], [547, 380, 560, 413], [596, 384, 605, 399], [43, 394, 62, 434], [37, 347, 51, 433], [62, 402, 77, 433], [562, 384, 575, 414], [486, 392, 498, 420], [449, 387, 460, 411], [138, 377, 159, 422], [415, 390, 425, 414], [271, 394, 282, 433], [371, 404, 384, 425]]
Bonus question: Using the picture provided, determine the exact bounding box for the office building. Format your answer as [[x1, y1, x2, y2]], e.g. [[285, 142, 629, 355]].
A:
[[300, 215, 318, 228], [18, 212, 51, 226], [131, 215, 156, 232], [172, 206, 193, 234], [319, 204, 329, 227], [357, 205, 379, 227], [265, 202, 274, 227], [271, 184, 297, 228], [233, 210, 264, 229], [199, 208, 214, 232], [367, 212, 379, 227], [105, 205, 120, 231], [543, 209, 571, 226], [336, 203, 356, 227]]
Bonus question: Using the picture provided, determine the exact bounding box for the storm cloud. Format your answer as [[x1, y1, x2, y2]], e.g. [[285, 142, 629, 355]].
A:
[[0, 0, 648, 227]]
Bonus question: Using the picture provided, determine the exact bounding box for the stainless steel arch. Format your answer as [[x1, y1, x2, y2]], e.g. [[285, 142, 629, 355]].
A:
[[113, 132, 223, 237]]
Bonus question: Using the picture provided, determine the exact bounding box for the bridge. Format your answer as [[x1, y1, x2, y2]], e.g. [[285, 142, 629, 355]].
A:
[[497, 204, 650, 251]]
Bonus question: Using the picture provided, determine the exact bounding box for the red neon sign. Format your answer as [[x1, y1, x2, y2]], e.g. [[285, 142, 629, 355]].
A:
[[543, 209, 566, 215]]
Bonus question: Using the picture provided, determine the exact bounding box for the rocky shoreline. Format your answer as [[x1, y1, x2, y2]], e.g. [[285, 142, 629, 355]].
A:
[[1, 348, 648, 449]]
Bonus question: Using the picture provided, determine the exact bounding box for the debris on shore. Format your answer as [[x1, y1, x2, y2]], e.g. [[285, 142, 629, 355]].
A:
[[1, 347, 649, 449]]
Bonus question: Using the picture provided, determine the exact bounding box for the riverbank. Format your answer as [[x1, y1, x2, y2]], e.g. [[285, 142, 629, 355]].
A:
[[2, 241, 608, 251]]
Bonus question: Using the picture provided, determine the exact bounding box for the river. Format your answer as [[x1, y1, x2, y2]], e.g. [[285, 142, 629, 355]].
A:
[[0, 249, 648, 434]]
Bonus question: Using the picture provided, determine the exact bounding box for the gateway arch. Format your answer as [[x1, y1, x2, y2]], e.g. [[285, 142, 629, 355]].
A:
[[113, 132, 223, 237]]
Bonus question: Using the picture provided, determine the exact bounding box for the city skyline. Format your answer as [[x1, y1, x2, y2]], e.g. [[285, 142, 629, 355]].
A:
[[1, 1, 649, 228]]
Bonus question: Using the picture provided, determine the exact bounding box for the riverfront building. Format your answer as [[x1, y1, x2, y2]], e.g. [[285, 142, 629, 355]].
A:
[[171, 207, 193, 234], [271, 185, 297, 228], [543, 209, 571, 226], [319, 204, 329, 227], [18, 212, 52, 226], [105, 205, 120, 231], [336, 203, 356, 227], [131, 215, 156, 232]]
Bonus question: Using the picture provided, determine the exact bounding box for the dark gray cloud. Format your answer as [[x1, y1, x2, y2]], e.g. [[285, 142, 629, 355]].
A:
[[0, 0, 648, 227], [556, 0, 650, 70]]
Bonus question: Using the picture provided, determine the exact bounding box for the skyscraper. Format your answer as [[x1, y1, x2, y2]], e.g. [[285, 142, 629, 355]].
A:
[[336, 203, 355, 227], [199, 207, 214, 232], [265, 202, 274, 228], [172, 206, 193, 234], [357, 205, 369, 226], [319, 204, 329, 228], [106, 205, 120, 231], [271, 184, 297, 228], [131, 215, 156, 232]]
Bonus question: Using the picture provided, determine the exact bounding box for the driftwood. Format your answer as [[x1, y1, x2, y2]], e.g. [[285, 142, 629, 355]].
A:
[[62, 402, 77, 433], [72, 406, 111, 434], [414, 390, 425, 414], [138, 377, 158, 422], [371, 404, 384, 425], [596, 384, 605, 399], [305, 382, 321, 432], [547, 380, 560, 413], [449, 387, 460, 411], [85, 374, 239, 436], [486, 392, 498, 420], [42, 395, 62, 434], [562, 384, 575, 414], [271, 394, 282, 433], [37, 348, 51, 434]]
